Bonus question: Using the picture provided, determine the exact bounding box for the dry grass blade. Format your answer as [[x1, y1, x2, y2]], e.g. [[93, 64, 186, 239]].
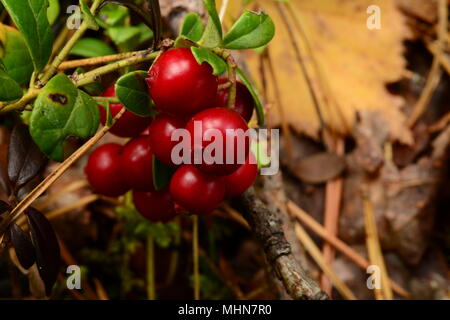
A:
[[408, 0, 447, 127], [34, 179, 90, 211], [294, 222, 356, 300], [287, 200, 410, 298], [362, 195, 393, 300]]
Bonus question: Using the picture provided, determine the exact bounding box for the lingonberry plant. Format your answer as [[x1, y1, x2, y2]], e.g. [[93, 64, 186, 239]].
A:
[[0, 0, 274, 297]]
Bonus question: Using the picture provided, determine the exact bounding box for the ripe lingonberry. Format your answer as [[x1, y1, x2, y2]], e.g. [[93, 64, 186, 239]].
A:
[[148, 114, 185, 167], [216, 78, 255, 122], [120, 135, 155, 191], [99, 85, 152, 137], [222, 152, 258, 198], [170, 165, 225, 215], [133, 189, 177, 223], [85, 143, 129, 197], [185, 107, 250, 176], [146, 48, 218, 117]]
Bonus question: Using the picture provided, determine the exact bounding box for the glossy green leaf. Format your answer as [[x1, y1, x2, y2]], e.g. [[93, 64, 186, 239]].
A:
[[107, 25, 141, 51], [137, 23, 154, 44], [0, 24, 33, 85], [30, 74, 100, 161], [152, 156, 175, 191], [191, 47, 226, 76], [0, 60, 22, 101], [115, 70, 155, 117], [236, 67, 264, 126], [203, 0, 222, 38], [223, 11, 275, 50], [70, 38, 115, 58], [80, 0, 99, 31], [180, 12, 204, 42], [47, 0, 59, 25], [0, 0, 53, 71]]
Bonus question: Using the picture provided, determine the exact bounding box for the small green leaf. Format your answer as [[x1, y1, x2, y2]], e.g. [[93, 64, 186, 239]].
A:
[[0, 60, 22, 101], [0, 24, 33, 85], [47, 0, 59, 25], [70, 38, 115, 58], [236, 67, 264, 126], [30, 74, 100, 161], [80, 0, 99, 31], [107, 25, 141, 51], [152, 156, 175, 191], [191, 47, 226, 76], [199, 0, 222, 48], [115, 71, 155, 117], [180, 12, 204, 42], [137, 23, 154, 44], [1, 0, 54, 71], [174, 35, 198, 49], [223, 11, 275, 50], [96, 3, 128, 28]]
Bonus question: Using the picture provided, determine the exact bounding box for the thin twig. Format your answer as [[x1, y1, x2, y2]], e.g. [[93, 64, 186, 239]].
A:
[[294, 223, 356, 300], [192, 215, 200, 300], [58, 50, 148, 70], [287, 200, 410, 298], [146, 235, 156, 300], [408, 0, 447, 127]]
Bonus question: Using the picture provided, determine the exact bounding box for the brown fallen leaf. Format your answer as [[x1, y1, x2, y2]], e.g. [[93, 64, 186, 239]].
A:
[[225, 0, 413, 144]]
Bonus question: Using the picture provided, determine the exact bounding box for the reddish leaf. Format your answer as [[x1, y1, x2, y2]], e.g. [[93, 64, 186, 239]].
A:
[[10, 223, 36, 270]]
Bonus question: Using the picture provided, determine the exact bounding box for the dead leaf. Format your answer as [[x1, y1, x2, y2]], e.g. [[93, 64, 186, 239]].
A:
[[225, 0, 413, 144], [292, 152, 346, 184]]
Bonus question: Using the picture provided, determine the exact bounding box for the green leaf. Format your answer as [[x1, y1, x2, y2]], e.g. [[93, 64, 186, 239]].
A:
[[115, 71, 155, 117], [0, 60, 22, 101], [70, 38, 115, 58], [30, 74, 100, 161], [180, 12, 204, 42], [0, 24, 33, 85], [137, 23, 154, 44], [107, 26, 141, 51], [0, 0, 53, 71], [223, 11, 275, 50], [191, 47, 226, 76], [152, 156, 175, 191], [199, 0, 222, 48], [174, 35, 198, 49], [47, 0, 59, 25], [80, 0, 99, 31], [236, 67, 264, 126], [96, 3, 128, 28]]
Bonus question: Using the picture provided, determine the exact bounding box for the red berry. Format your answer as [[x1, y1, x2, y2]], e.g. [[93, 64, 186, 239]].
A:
[[133, 189, 177, 223], [223, 152, 258, 198], [146, 48, 218, 117], [148, 114, 185, 167], [170, 165, 225, 215], [99, 85, 152, 138], [120, 136, 155, 191], [216, 78, 255, 122], [185, 107, 250, 176], [85, 143, 129, 197]]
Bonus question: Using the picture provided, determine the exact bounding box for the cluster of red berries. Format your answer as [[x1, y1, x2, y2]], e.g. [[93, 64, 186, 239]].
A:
[[85, 48, 258, 222]]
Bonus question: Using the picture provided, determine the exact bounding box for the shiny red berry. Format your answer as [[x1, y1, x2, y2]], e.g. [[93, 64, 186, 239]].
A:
[[133, 189, 177, 223], [216, 78, 255, 122], [146, 48, 218, 118], [170, 165, 225, 215], [148, 114, 185, 167], [85, 143, 129, 197], [99, 85, 152, 138], [120, 136, 155, 191], [223, 152, 258, 198], [185, 107, 250, 176]]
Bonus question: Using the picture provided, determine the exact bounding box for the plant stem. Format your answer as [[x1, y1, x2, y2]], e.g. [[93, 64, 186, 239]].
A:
[[0, 108, 126, 237], [93, 96, 120, 104], [58, 50, 148, 70], [39, 0, 103, 84], [226, 56, 237, 110], [75, 50, 160, 87], [0, 89, 39, 114], [146, 235, 156, 300], [192, 215, 200, 300]]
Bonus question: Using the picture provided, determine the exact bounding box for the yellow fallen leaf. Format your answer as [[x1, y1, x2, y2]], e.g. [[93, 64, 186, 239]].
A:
[[223, 0, 414, 144]]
